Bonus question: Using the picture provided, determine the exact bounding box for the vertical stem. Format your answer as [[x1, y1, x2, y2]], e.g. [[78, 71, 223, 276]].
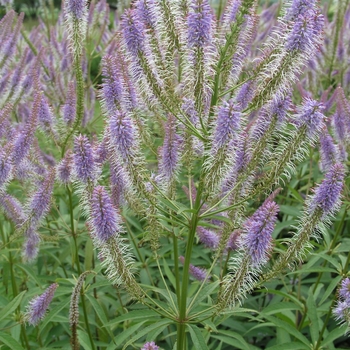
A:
[[177, 184, 203, 350]]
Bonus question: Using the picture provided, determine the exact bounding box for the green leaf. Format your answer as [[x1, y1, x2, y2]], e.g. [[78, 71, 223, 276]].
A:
[[188, 280, 219, 313], [0, 291, 26, 322], [263, 315, 310, 346], [256, 289, 304, 308], [322, 324, 348, 346], [0, 331, 25, 350], [211, 332, 250, 350], [187, 324, 209, 350], [261, 302, 302, 316], [163, 259, 177, 291], [306, 288, 320, 344], [104, 309, 159, 328], [77, 330, 92, 350], [319, 276, 342, 305], [122, 319, 172, 349], [266, 342, 310, 350], [114, 321, 147, 347], [17, 264, 42, 286]]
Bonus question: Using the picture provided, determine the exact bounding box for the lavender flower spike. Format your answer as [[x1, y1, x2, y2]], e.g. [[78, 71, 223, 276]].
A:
[[29, 168, 55, 222], [197, 227, 219, 249], [213, 99, 241, 150], [242, 201, 279, 266], [188, 0, 213, 48], [179, 256, 209, 282], [90, 186, 121, 242], [65, 0, 87, 20], [319, 129, 338, 172], [122, 9, 145, 56], [109, 110, 136, 160], [339, 278, 350, 302], [22, 226, 40, 262], [62, 82, 76, 125], [0, 146, 12, 189], [73, 134, 96, 183], [25, 283, 58, 325], [141, 341, 160, 350], [309, 163, 345, 217], [57, 150, 73, 184]]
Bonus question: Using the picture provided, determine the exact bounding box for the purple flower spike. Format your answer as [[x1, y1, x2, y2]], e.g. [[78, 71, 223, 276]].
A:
[[66, 0, 87, 19], [22, 226, 40, 261], [296, 98, 325, 138], [109, 110, 136, 160], [135, 0, 156, 29], [30, 168, 55, 222], [286, 0, 317, 21], [332, 109, 347, 143], [188, 0, 213, 48], [57, 150, 73, 184], [62, 82, 76, 125], [25, 283, 58, 325], [141, 341, 160, 350], [73, 134, 96, 183], [271, 94, 292, 125], [122, 9, 145, 56], [0, 193, 25, 225], [38, 95, 54, 130], [339, 278, 350, 302], [333, 301, 350, 322], [159, 116, 181, 181], [213, 99, 241, 149], [101, 55, 123, 114], [243, 201, 279, 266], [319, 130, 338, 172], [179, 256, 209, 282], [197, 227, 219, 249], [309, 163, 345, 217], [0, 146, 12, 188], [226, 230, 241, 252], [90, 186, 120, 242]]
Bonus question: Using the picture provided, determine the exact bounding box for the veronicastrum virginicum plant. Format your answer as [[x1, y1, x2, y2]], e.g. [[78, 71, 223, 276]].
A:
[[1, 0, 350, 349]]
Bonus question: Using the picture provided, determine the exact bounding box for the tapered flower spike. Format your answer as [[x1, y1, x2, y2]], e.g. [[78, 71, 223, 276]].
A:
[[242, 200, 279, 266], [29, 167, 55, 223], [109, 110, 136, 161], [213, 99, 241, 150], [25, 283, 58, 325], [73, 134, 97, 183], [158, 115, 181, 184], [0, 145, 12, 189], [308, 163, 345, 218], [62, 82, 76, 125], [122, 9, 145, 56], [38, 94, 54, 130], [179, 256, 210, 282], [319, 129, 339, 173], [285, 0, 317, 21], [57, 150, 73, 184], [187, 0, 213, 48], [0, 193, 25, 225], [22, 226, 40, 262], [197, 227, 219, 249], [339, 278, 350, 302], [90, 186, 121, 242]]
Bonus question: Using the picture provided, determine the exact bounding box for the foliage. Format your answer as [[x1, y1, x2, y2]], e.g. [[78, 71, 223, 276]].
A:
[[0, 0, 350, 349]]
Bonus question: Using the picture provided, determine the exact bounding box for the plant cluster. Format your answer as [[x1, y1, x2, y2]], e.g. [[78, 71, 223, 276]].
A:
[[1, 0, 350, 349]]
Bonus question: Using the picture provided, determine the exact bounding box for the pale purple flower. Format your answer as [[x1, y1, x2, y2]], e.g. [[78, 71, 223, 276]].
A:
[[179, 256, 209, 282], [141, 341, 159, 350], [319, 130, 338, 172], [135, 0, 156, 29], [222, 0, 241, 26], [22, 226, 40, 261], [0, 147, 12, 188], [66, 0, 87, 19], [286, 0, 317, 21], [30, 168, 55, 222], [188, 0, 213, 48], [110, 164, 125, 207], [158, 116, 181, 181], [0, 193, 25, 225], [339, 278, 350, 302], [213, 99, 241, 149], [109, 110, 136, 160], [332, 109, 347, 143], [101, 55, 123, 114], [73, 134, 96, 183], [309, 163, 345, 217], [236, 81, 255, 110], [333, 301, 350, 323], [295, 98, 325, 138], [197, 227, 219, 249], [25, 283, 58, 325], [57, 150, 73, 184], [90, 186, 120, 242], [122, 9, 145, 55], [226, 230, 240, 251], [38, 95, 54, 130], [271, 94, 292, 125], [242, 201, 279, 266], [62, 82, 76, 125]]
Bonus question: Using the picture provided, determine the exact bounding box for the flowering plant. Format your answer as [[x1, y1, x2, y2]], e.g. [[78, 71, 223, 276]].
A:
[[0, 0, 350, 349]]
